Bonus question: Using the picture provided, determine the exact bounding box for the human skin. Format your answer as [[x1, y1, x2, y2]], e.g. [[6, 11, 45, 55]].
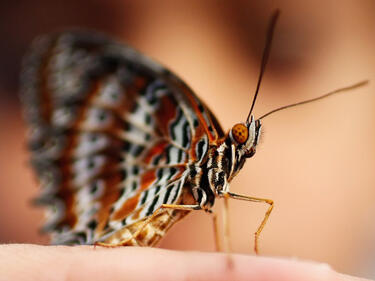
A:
[[0, 244, 370, 281]]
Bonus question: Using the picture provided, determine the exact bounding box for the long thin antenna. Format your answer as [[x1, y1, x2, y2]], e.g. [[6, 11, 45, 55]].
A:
[[246, 9, 280, 123], [258, 80, 369, 120]]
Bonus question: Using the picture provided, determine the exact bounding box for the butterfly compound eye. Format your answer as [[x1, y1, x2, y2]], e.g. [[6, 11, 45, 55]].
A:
[[231, 123, 249, 144]]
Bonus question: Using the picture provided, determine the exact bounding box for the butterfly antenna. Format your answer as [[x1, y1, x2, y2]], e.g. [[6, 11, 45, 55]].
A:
[[258, 80, 369, 120], [246, 9, 280, 124]]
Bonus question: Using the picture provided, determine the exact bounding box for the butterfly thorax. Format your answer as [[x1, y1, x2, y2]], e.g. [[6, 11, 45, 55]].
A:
[[188, 116, 262, 209]]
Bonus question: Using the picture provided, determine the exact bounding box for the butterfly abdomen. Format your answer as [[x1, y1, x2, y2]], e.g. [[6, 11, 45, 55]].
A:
[[102, 186, 195, 246]]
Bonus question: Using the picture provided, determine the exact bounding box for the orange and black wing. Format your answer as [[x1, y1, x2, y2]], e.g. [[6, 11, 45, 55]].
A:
[[21, 31, 224, 244]]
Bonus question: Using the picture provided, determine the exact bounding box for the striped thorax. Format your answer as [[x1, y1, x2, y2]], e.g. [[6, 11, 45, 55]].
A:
[[189, 116, 262, 209]]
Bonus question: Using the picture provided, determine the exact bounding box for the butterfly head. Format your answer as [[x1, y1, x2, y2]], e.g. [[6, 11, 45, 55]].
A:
[[229, 115, 261, 159]]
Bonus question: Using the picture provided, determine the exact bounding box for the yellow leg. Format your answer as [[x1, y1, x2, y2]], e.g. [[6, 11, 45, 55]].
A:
[[206, 210, 221, 252], [222, 196, 231, 253], [224, 191, 274, 255]]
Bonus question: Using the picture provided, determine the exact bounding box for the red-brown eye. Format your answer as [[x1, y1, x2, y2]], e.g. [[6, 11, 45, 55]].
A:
[[231, 123, 248, 144]]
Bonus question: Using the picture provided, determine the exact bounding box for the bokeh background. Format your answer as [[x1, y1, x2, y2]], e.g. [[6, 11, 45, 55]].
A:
[[1, 0, 375, 278]]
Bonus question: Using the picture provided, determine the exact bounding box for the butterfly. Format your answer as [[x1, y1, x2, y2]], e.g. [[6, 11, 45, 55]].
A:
[[20, 10, 367, 253]]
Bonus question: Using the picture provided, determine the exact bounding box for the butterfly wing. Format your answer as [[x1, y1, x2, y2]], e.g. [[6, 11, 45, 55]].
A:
[[21, 31, 224, 245]]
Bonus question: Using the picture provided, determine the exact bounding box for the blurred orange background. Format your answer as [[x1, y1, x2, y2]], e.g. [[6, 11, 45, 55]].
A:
[[0, 0, 375, 279]]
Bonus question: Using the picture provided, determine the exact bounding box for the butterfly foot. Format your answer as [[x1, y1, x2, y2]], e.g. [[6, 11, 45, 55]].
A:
[[94, 241, 119, 248]]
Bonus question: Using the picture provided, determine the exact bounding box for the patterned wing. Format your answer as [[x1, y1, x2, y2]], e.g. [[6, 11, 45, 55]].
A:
[[20, 31, 225, 245]]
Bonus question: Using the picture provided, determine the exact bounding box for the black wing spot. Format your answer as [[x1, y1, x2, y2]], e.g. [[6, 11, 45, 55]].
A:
[[87, 220, 97, 230], [132, 166, 139, 175], [177, 149, 184, 163], [90, 134, 98, 142], [87, 158, 95, 169], [165, 146, 171, 164], [196, 138, 207, 161], [163, 185, 173, 204], [122, 141, 131, 152], [90, 182, 98, 194], [120, 169, 127, 181], [133, 145, 145, 157], [132, 181, 138, 191], [182, 121, 190, 148], [152, 154, 163, 165], [193, 119, 199, 128], [169, 108, 183, 142], [146, 195, 159, 216], [110, 92, 118, 101], [169, 167, 177, 179], [154, 185, 161, 195], [119, 187, 126, 197], [73, 232, 88, 244], [145, 114, 152, 125], [97, 111, 107, 122], [140, 190, 149, 205], [157, 168, 164, 180], [132, 103, 140, 114]]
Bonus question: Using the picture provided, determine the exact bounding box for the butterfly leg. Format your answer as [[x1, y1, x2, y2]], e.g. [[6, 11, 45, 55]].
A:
[[222, 196, 231, 253], [206, 209, 221, 252], [223, 192, 274, 255]]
